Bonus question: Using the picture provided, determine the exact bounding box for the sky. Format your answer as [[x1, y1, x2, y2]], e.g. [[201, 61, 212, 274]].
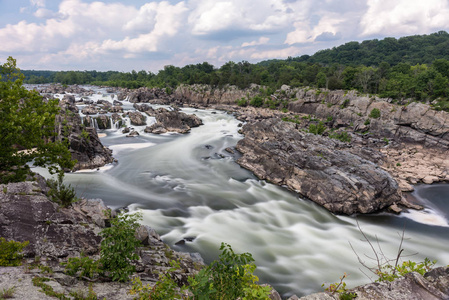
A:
[[1, 0, 449, 72]]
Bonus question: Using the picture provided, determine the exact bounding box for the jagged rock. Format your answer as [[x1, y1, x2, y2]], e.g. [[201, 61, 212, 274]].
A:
[[127, 111, 147, 126], [127, 130, 140, 137], [122, 127, 130, 134], [57, 100, 114, 171], [236, 118, 402, 215], [299, 267, 449, 300], [81, 105, 98, 115], [143, 107, 202, 134]]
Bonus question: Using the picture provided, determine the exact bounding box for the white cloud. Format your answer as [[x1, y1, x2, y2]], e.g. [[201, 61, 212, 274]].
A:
[[31, 0, 46, 7], [285, 15, 343, 44], [361, 0, 449, 36], [188, 0, 294, 37], [242, 37, 270, 47], [100, 2, 188, 53]]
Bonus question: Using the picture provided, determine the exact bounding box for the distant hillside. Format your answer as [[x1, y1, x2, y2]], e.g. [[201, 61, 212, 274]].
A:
[[288, 31, 449, 66]]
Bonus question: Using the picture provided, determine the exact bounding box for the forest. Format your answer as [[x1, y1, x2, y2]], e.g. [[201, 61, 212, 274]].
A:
[[22, 31, 449, 111]]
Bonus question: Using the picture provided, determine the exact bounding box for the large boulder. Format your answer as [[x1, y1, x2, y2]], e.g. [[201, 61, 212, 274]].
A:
[[144, 107, 203, 134], [236, 118, 402, 215]]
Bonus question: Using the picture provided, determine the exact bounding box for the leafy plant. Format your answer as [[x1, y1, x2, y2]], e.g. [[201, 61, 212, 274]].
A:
[[62, 254, 101, 279], [99, 212, 142, 282], [249, 96, 264, 107], [329, 131, 352, 143], [0, 56, 75, 183], [308, 121, 326, 135], [47, 172, 78, 207], [322, 273, 356, 299], [0, 287, 16, 299], [129, 260, 187, 300], [0, 238, 29, 266], [369, 108, 381, 119], [340, 99, 350, 109], [188, 243, 271, 300], [32, 277, 70, 300], [376, 258, 436, 282], [236, 98, 248, 107]]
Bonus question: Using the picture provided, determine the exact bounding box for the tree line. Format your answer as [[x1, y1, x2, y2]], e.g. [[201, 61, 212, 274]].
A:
[[22, 31, 449, 110]]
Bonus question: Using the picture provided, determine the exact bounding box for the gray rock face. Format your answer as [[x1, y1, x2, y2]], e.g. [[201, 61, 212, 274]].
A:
[[142, 107, 203, 134], [57, 100, 114, 171], [236, 118, 402, 215], [0, 177, 104, 258], [299, 267, 449, 300], [127, 111, 147, 126]]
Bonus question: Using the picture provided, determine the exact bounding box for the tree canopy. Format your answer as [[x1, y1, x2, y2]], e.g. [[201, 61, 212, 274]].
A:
[[0, 56, 74, 183]]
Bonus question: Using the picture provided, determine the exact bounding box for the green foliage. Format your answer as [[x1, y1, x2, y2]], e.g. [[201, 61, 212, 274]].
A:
[[99, 212, 142, 282], [0, 238, 29, 266], [188, 243, 271, 300], [329, 131, 352, 143], [376, 258, 436, 282], [69, 284, 99, 300], [0, 287, 16, 299], [0, 57, 75, 183], [32, 277, 70, 300], [62, 254, 101, 279], [47, 172, 78, 207], [81, 129, 90, 142], [249, 96, 264, 107], [281, 115, 301, 124], [308, 121, 326, 135], [364, 119, 371, 126], [369, 108, 381, 119], [322, 273, 356, 300], [340, 99, 350, 109], [236, 98, 248, 107], [129, 261, 187, 300]]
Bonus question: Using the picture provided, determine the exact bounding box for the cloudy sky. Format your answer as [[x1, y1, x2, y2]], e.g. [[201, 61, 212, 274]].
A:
[[1, 0, 449, 72]]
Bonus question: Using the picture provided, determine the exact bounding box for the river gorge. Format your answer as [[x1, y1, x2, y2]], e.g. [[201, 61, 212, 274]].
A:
[[24, 84, 449, 298]]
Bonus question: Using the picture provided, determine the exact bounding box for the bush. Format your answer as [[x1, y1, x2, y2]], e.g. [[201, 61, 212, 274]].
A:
[[329, 131, 352, 143], [376, 258, 436, 282], [99, 212, 142, 282], [47, 172, 78, 207], [188, 243, 271, 299], [369, 108, 381, 119], [236, 98, 248, 106], [62, 254, 101, 279], [249, 96, 264, 107], [308, 121, 326, 135], [0, 238, 29, 266]]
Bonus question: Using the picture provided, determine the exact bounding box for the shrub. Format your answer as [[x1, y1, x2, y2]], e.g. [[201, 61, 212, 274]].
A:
[[62, 254, 101, 279], [236, 98, 248, 107], [249, 96, 264, 107], [376, 258, 436, 282], [0, 287, 16, 299], [47, 172, 78, 207], [99, 212, 142, 282], [329, 131, 352, 143], [0, 238, 29, 266], [308, 121, 326, 135], [369, 108, 381, 119], [188, 243, 271, 300], [340, 99, 350, 109]]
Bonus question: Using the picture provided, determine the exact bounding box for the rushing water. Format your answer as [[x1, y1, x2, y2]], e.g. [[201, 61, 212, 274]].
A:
[[39, 88, 449, 297]]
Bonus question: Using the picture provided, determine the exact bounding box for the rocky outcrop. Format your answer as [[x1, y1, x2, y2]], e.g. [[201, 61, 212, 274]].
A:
[[174, 84, 261, 106], [236, 118, 402, 215], [299, 267, 449, 300], [134, 105, 203, 134], [126, 111, 147, 126], [0, 176, 204, 300], [57, 99, 115, 170], [117, 87, 170, 102]]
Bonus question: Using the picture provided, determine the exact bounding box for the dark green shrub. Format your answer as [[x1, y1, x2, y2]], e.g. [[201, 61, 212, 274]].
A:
[[99, 212, 142, 282], [308, 121, 326, 135], [47, 172, 78, 207], [369, 108, 381, 118], [62, 254, 100, 279], [249, 96, 264, 107], [329, 131, 352, 143], [0, 238, 29, 266]]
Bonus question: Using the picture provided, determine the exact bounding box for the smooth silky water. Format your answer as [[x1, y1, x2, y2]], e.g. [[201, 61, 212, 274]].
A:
[[47, 90, 449, 297]]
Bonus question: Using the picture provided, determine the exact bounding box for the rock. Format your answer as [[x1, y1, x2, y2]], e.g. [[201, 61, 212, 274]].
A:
[[143, 108, 202, 134], [127, 130, 140, 137], [225, 147, 235, 154], [81, 105, 98, 115], [57, 100, 114, 171], [236, 118, 402, 215], [127, 111, 147, 126], [122, 127, 130, 134]]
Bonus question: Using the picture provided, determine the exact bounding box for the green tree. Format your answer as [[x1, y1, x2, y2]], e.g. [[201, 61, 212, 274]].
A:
[[0, 57, 74, 183], [99, 212, 142, 282]]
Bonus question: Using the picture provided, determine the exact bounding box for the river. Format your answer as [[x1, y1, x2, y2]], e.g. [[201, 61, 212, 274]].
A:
[[49, 88, 449, 298]]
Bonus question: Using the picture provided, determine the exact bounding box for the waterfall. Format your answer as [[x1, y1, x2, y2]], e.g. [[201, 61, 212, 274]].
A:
[[90, 117, 99, 130]]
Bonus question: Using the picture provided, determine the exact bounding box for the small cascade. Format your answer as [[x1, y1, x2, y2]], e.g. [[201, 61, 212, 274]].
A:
[[110, 118, 121, 130], [90, 117, 99, 130]]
